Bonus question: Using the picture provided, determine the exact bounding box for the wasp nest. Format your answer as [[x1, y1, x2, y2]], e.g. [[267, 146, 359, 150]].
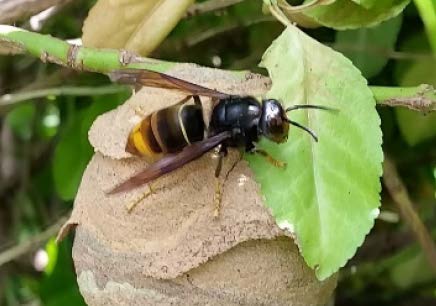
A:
[[59, 64, 337, 306]]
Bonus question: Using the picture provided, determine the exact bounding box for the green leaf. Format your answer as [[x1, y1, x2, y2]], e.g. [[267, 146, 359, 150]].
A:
[[414, 0, 436, 53], [396, 109, 436, 145], [246, 26, 383, 280], [303, 0, 410, 30], [53, 108, 92, 201], [335, 15, 402, 78], [384, 244, 436, 289], [39, 241, 86, 306], [44, 238, 59, 275], [394, 32, 436, 145], [5, 103, 36, 141], [53, 94, 126, 200], [350, 0, 378, 8], [395, 32, 436, 86]]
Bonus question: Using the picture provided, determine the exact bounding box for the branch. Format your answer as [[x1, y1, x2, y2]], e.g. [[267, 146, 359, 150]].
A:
[[1, 25, 435, 115], [371, 84, 436, 113], [0, 0, 71, 24], [186, 0, 244, 17], [382, 156, 436, 273], [0, 214, 69, 267], [332, 42, 435, 61], [0, 25, 175, 74], [0, 85, 129, 113]]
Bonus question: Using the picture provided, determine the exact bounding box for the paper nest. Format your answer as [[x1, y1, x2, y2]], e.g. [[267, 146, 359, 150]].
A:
[[58, 64, 321, 280]]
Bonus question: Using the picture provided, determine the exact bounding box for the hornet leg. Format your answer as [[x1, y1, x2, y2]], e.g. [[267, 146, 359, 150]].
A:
[[213, 147, 242, 218], [126, 183, 156, 213], [126, 95, 201, 213], [213, 145, 227, 218], [125, 179, 178, 213], [252, 147, 287, 168]]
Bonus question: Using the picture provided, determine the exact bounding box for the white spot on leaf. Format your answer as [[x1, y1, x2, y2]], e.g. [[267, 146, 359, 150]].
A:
[[370, 208, 380, 219]]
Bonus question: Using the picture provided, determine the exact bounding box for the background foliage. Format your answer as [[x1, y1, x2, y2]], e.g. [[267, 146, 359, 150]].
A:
[[0, 0, 435, 305]]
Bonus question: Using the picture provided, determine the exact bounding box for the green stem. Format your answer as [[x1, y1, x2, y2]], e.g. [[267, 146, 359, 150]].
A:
[[1, 25, 434, 113], [0, 25, 174, 73], [371, 84, 436, 113], [414, 0, 436, 53]]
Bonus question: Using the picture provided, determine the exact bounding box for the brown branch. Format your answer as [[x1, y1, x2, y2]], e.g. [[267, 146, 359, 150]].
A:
[[372, 84, 436, 113], [380, 96, 436, 113], [382, 156, 436, 272], [0, 0, 72, 24], [0, 214, 69, 267], [185, 0, 244, 17]]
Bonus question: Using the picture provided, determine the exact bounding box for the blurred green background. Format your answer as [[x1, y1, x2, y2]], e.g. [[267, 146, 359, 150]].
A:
[[0, 0, 435, 305]]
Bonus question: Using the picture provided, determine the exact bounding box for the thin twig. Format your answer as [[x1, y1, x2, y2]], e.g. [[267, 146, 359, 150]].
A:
[[0, 0, 71, 24], [0, 214, 69, 267], [332, 42, 436, 61], [186, 0, 244, 17], [0, 85, 129, 113], [1, 25, 435, 114], [186, 16, 275, 47], [268, 3, 291, 27], [382, 156, 436, 273], [0, 25, 174, 73]]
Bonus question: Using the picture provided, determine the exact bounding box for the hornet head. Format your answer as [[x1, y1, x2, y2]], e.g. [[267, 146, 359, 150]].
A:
[[259, 99, 336, 143]]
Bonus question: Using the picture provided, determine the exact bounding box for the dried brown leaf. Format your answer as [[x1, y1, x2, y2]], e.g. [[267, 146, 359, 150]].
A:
[[82, 0, 194, 55]]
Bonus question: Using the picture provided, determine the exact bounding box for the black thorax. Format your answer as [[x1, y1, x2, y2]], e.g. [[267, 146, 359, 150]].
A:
[[209, 96, 262, 151]]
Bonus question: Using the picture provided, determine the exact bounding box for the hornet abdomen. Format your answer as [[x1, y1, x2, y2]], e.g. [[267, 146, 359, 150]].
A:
[[126, 104, 205, 160]]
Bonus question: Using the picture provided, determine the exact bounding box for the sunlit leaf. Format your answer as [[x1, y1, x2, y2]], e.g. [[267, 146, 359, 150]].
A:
[[246, 25, 383, 280], [44, 238, 59, 275]]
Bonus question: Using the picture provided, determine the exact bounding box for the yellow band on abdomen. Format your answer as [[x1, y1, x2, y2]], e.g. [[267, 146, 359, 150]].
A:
[[125, 117, 161, 161], [132, 125, 153, 156]]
